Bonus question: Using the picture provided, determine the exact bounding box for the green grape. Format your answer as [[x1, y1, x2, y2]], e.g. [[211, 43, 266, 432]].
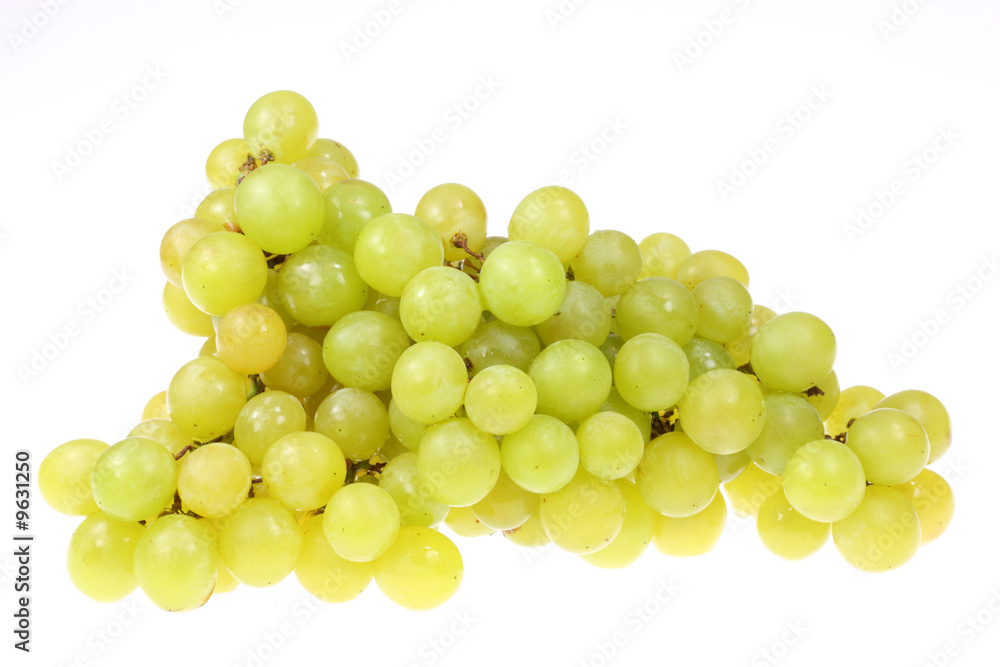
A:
[[163, 281, 215, 337], [308, 138, 360, 177], [160, 218, 227, 287], [323, 311, 410, 392], [725, 304, 777, 367], [243, 90, 319, 163], [379, 452, 449, 527], [832, 485, 921, 573], [723, 462, 782, 517], [601, 386, 652, 443], [133, 514, 219, 612], [581, 479, 656, 568], [91, 437, 177, 522], [388, 398, 427, 451], [235, 163, 325, 254], [471, 468, 538, 531], [374, 527, 463, 611], [749, 312, 837, 393], [216, 303, 287, 375], [500, 414, 579, 494], [676, 249, 750, 290], [892, 468, 954, 544], [391, 342, 468, 424], [478, 240, 567, 327], [365, 290, 402, 321], [142, 391, 169, 421], [508, 185, 589, 263], [314, 388, 389, 461], [262, 432, 346, 511], [540, 469, 625, 554], [400, 266, 482, 346], [614, 333, 689, 412], [713, 450, 750, 484], [825, 385, 884, 438], [616, 278, 698, 344], [39, 438, 108, 516], [291, 156, 349, 191], [536, 280, 612, 348], [635, 432, 718, 517], [458, 319, 540, 376], [638, 232, 691, 280], [875, 390, 952, 464], [756, 489, 830, 561], [318, 179, 391, 250], [199, 336, 218, 357], [167, 356, 247, 441], [260, 332, 329, 398], [295, 515, 373, 602], [129, 419, 193, 458], [461, 235, 506, 279], [206, 137, 251, 189], [182, 231, 268, 317], [380, 434, 409, 461], [683, 336, 737, 380], [415, 183, 488, 262], [195, 187, 239, 231], [569, 230, 642, 296], [417, 418, 501, 506], [503, 510, 550, 547], [651, 491, 727, 557], [745, 393, 825, 475], [278, 244, 368, 326], [323, 483, 401, 562], [783, 439, 866, 522], [354, 213, 444, 297], [233, 390, 307, 465], [176, 443, 251, 518], [845, 408, 930, 486], [576, 412, 644, 480], [799, 371, 837, 423], [220, 497, 303, 587], [464, 364, 537, 435], [213, 555, 240, 594], [692, 276, 753, 344], [529, 339, 611, 423], [66, 511, 144, 602], [258, 268, 297, 330], [443, 506, 496, 537]]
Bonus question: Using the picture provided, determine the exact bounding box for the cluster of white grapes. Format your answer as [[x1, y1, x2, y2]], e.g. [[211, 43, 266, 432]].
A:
[[39, 91, 954, 613]]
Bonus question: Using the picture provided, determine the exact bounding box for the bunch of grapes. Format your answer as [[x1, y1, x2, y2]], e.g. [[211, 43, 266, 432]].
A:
[[39, 91, 955, 613]]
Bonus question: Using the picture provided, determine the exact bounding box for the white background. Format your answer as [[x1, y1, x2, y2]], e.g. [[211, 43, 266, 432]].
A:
[[2, 1, 999, 666]]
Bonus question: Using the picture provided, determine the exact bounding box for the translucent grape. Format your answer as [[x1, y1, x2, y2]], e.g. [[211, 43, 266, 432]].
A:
[[569, 230, 642, 296], [160, 218, 226, 287], [182, 231, 268, 317], [536, 279, 611, 348], [892, 468, 954, 544], [725, 304, 777, 367], [195, 187, 239, 231], [400, 266, 482, 346], [318, 179, 390, 250], [278, 244, 368, 326], [508, 186, 589, 263], [756, 489, 830, 560], [291, 156, 349, 191], [414, 183, 488, 262], [66, 512, 144, 602], [500, 414, 579, 494], [745, 393, 825, 475], [39, 438, 108, 516], [314, 388, 389, 462], [388, 399, 427, 451], [601, 387, 652, 443], [91, 437, 177, 522], [216, 303, 287, 375], [638, 232, 691, 280], [243, 90, 319, 163], [233, 390, 307, 465], [540, 469, 624, 554], [478, 240, 567, 327], [417, 418, 501, 506], [167, 356, 247, 441], [464, 364, 537, 435], [323, 483, 401, 562], [832, 485, 921, 573], [749, 312, 837, 393], [163, 281, 215, 337], [683, 336, 737, 380], [723, 462, 782, 517], [176, 443, 252, 518], [713, 450, 751, 484], [262, 431, 346, 511], [576, 411, 644, 481], [220, 497, 303, 587], [295, 515, 373, 603], [379, 452, 449, 527], [614, 333, 689, 412], [129, 420, 192, 458], [651, 491, 728, 557], [308, 138, 360, 177], [804, 370, 840, 422], [580, 479, 655, 568], [825, 384, 884, 438], [875, 389, 952, 464], [616, 277, 698, 345], [142, 391, 169, 421], [133, 514, 219, 612], [503, 510, 550, 548], [459, 319, 541, 376], [234, 163, 325, 254], [845, 408, 930, 486], [529, 339, 612, 423], [635, 432, 719, 517], [206, 137, 251, 189], [783, 439, 866, 522], [374, 527, 463, 611], [676, 249, 749, 290], [443, 506, 496, 537], [471, 468, 538, 531], [354, 213, 444, 297], [391, 342, 468, 424], [323, 311, 410, 392], [260, 332, 329, 398], [692, 276, 753, 344]]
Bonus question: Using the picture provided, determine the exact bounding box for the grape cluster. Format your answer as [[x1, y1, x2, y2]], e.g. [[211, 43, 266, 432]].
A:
[[39, 91, 955, 613]]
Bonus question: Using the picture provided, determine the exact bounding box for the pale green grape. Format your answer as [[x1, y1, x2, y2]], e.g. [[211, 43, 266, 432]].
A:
[[91, 437, 177, 522], [160, 218, 226, 287], [651, 491, 727, 557], [601, 387, 652, 443], [195, 187, 238, 231], [235, 163, 325, 254], [540, 469, 624, 554], [365, 290, 401, 321], [133, 514, 219, 611], [846, 408, 929, 486], [461, 235, 506, 279], [503, 510, 550, 547], [323, 311, 410, 392], [804, 370, 840, 421], [216, 303, 287, 375], [749, 312, 837, 393], [379, 452, 449, 527], [569, 230, 642, 296], [783, 439, 866, 522], [260, 332, 329, 398], [614, 333, 689, 412], [220, 497, 303, 587], [478, 240, 567, 327], [278, 244, 368, 326], [745, 393, 825, 475], [262, 431, 346, 511], [723, 462, 782, 517], [756, 489, 830, 561], [258, 268, 297, 330], [67, 511, 144, 602], [318, 179, 390, 250], [291, 156, 349, 191], [163, 281, 215, 336], [615, 278, 698, 344], [464, 365, 536, 435], [581, 479, 655, 568], [536, 280, 612, 348], [323, 483, 401, 562], [374, 527, 463, 610], [725, 304, 777, 367], [825, 385, 884, 438], [443, 506, 496, 537], [243, 90, 319, 163], [391, 342, 468, 424], [683, 336, 737, 380], [400, 266, 482, 346], [39, 438, 108, 516], [388, 399, 427, 451], [129, 420, 193, 458], [692, 276, 753, 344], [892, 468, 954, 544], [676, 249, 749, 290], [576, 411, 644, 481], [501, 414, 579, 494], [206, 137, 251, 189], [167, 356, 247, 441], [177, 443, 251, 518], [415, 183, 488, 262], [213, 555, 239, 594], [199, 337, 218, 357], [142, 391, 169, 421], [638, 232, 691, 280], [233, 390, 307, 465], [354, 213, 444, 297], [308, 138, 359, 176], [182, 231, 268, 317], [380, 434, 409, 461], [314, 388, 389, 461], [417, 418, 501, 506], [471, 468, 538, 531], [635, 432, 718, 517], [832, 485, 921, 572], [458, 319, 540, 375], [529, 339, 611, 423], [508, 186, 589, 263], [295, 515, 373, 602], [713, 450, 751, 484], [875, 389, 952, 464]]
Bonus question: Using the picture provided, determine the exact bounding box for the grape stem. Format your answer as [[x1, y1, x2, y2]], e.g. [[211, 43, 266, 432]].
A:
[[451, 232, 484, 262]]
